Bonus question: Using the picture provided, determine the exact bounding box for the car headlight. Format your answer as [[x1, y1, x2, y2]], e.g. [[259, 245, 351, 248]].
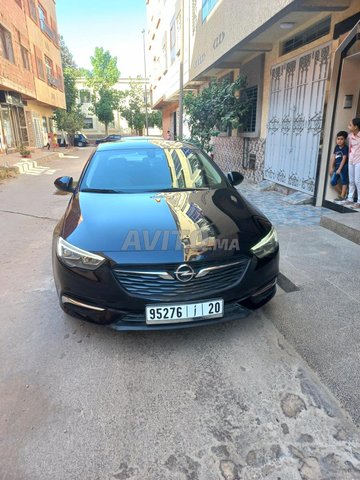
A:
[[56, 237, 106, 270], [250, 227, 278, 258]]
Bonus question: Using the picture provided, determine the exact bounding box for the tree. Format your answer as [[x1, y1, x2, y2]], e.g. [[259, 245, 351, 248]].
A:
[[92, 88, 119, 134], [184, 75, 249, 153], [63, 67, 78, 113], [86, 47, 120, 135], [54, 37, 84, 145], [120, 79, 161, 135], [53, 108, 85, 146], [59, 36, 77, 70]]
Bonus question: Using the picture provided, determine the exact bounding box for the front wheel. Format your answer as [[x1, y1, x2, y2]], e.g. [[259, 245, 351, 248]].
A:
[[77, 141, 83, 147]]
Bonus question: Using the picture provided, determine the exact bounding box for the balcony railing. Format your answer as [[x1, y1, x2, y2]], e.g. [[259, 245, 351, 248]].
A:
[[40, 18, 57, 43], [47, 73, 61, 89]]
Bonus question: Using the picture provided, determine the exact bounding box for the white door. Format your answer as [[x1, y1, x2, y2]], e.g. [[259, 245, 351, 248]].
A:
[[264, 44, 331, 194], [32, 113, 44, 148]]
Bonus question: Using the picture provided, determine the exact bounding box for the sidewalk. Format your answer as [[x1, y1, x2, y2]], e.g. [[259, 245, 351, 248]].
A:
[[239, 180, 360, 425], [0, 146, 81, 170], [239, 180, 360, 244]]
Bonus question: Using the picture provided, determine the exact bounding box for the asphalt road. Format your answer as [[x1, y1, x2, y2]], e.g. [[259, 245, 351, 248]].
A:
[[1, 148, 360, 480]]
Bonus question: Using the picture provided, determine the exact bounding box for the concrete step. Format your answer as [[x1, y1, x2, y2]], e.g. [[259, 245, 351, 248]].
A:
[[320, 211, 360, 245], [12, 160, 38, 173]]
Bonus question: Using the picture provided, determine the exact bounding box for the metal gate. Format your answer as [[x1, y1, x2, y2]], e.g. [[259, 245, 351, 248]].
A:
[[264, 44, 331, 194]]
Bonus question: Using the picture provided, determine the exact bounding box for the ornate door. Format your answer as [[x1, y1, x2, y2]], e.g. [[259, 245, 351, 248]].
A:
[[264, 44, 331, 194]]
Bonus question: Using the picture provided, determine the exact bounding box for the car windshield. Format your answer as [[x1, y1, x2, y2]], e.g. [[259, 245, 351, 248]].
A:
[[79, 147, 226, 192]]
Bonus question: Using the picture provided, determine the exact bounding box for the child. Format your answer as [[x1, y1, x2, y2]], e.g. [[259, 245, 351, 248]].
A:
[[329, 130, 348, 201], [343, 118, 360, 208]]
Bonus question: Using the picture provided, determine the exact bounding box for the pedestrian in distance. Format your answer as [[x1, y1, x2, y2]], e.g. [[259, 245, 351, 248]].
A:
[[329, 130, 349, 202], [166, 130, 172, 140], [342, 118, 360, 208], [46, 133, 51, 150], [52, 133, 58, 151]]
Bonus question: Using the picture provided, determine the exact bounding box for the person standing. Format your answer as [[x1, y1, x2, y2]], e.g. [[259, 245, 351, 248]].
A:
[[343, 118, 360, 208], [329, 131, 349, 201]]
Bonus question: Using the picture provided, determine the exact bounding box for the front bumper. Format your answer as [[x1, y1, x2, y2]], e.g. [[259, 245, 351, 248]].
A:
[[53, 246, 279, 330]]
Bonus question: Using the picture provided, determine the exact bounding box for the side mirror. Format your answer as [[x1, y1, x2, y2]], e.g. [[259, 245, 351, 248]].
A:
[[227, 171, 244, 186], [54, 176, 75, 192]]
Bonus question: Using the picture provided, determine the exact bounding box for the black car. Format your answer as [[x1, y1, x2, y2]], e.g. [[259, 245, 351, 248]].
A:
[[53, 139, 279, 330], [95, 134, 122, 145], [57, 133, 89, 147]]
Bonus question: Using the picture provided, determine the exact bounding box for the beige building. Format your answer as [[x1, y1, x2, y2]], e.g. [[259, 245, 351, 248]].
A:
[[75, 76, 162, 138], [146, 0, 360, 209], [0, 0, 65, 153]]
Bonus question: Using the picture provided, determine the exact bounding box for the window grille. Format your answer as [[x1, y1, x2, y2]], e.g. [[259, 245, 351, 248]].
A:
[[281, 17, 331, 55]]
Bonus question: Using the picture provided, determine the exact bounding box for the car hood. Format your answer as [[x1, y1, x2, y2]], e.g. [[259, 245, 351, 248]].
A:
[[61, 189, 271, 264]]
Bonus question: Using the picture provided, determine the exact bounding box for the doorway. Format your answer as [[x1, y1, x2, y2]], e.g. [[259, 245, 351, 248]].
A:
[[264, 43, 331, 195]]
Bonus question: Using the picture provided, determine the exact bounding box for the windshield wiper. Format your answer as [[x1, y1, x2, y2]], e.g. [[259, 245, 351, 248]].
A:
[[81, 188, 121, 193], [146, 187, 211, 192]]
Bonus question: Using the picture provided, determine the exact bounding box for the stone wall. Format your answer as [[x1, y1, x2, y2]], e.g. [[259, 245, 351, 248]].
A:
[[212, 136, 265, 183]]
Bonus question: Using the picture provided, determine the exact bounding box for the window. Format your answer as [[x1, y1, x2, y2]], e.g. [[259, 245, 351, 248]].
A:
[[0, 24, 15, 63], [28, 0, 38, 23], [240, 86, 258, 133], [56, 65, 63, 91], [44, 55, 53, 77], [281, 17, 331, 55], [34, 46, 45, 80], [42, 116, 48, 133], [170, 17, 176, 64], [162, 32, 168, 74], [83, 118, 94, 129], [192, 0, 198, 34], [79, 90, 91, 104], [38, 3, 46, 25], [21, 46, 30, 70], [202, 0, 218, 22]]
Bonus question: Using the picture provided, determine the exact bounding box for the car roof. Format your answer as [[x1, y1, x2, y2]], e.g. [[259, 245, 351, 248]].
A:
[[96, 138, 197, 151]]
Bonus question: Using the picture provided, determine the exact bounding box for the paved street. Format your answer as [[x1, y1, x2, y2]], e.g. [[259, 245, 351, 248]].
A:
[[1, 148, 360, 480]]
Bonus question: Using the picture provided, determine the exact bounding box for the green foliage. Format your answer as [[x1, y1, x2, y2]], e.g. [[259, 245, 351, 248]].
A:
[[54, 38, 83, 144], [59, 36, 77, 70], [53, 108, 85, 146], [184, 74, 249, 152], [90, 88, 119, 134], [86, 47, 120, 134], [120, 79, 161, 135], [148, 110, 162, 129], [86, 47, 120, 91], [63, 67, 78, 112]]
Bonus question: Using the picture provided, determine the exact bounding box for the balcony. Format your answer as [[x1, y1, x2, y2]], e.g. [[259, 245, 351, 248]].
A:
[[40, 19, 58, 45], [47, 73, 61, 89]]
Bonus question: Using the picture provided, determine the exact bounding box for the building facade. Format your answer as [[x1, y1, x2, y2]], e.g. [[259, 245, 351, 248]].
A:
[[146, 0, 360, 208], [75, 76, 162, 138], [0, 0, 65, 154]]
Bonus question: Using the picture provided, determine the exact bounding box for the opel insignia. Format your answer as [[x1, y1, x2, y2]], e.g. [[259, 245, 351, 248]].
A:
[[52, 139, 279, 330]]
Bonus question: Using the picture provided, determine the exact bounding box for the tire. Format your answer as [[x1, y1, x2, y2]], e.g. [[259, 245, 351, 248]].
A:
[[78, 142, 83, 147]]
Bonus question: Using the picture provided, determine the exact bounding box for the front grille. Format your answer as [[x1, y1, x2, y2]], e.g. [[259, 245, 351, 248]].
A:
[[112, 258, 250, 301]]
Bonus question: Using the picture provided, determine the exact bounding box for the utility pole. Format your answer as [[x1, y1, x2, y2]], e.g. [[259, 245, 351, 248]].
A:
[[178, 0, 184, 140], [142, 29, 149, 136]]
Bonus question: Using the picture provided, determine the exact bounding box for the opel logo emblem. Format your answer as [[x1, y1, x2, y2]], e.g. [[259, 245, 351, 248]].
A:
[[174, 264, 195, 283]]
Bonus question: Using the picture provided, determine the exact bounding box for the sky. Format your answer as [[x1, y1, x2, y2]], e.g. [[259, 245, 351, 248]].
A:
[[56, 0, 147, 78]]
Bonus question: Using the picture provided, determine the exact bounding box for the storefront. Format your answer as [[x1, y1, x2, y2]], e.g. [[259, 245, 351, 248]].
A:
[[317, 21, 360, 211], [0, 91, 29, 153]]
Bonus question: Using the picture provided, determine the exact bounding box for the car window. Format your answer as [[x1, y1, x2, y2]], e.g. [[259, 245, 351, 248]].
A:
[[79, 147, 226, 192]]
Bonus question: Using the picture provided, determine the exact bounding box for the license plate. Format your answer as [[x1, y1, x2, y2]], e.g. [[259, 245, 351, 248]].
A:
[[146, 299, 224, 324]]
